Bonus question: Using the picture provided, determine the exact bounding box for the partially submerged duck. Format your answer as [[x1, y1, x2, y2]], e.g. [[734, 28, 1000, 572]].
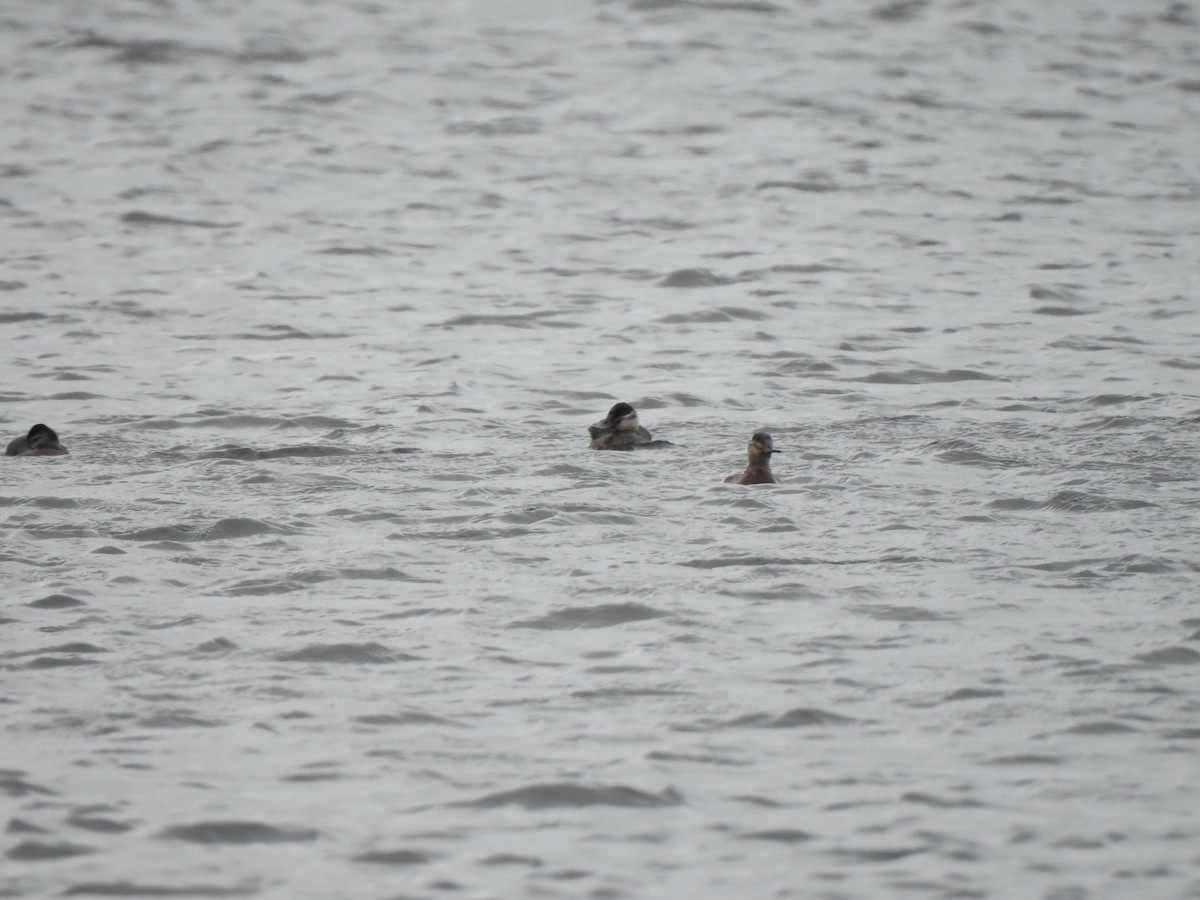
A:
[[588, 402, 654, 450], [6, 424, 68, 457], [724, 432, 779, 484]]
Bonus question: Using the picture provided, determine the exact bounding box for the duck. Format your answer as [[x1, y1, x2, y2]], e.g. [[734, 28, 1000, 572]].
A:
[[724, 432, 779, 484], [6, 424, 68, 457], [588, 402, 654, 450]]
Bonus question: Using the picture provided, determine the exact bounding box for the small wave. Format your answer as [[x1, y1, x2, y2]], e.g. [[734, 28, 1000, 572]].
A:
[[512, 603, 666, 629], [0, 773, 56, 796], [27, 594, 87, 609], [925, 437, 1022, 468], [658, 268, 738, 288], [679, 707, 856, 730], [26, 657, 99, 668], [353, 849, 437, 866], [197, 444, 353, 460], [1061, 721, 1140, 735], [657, 306, 769, 323], [159, 821, 319, 844], [354, 710, 463, 727], [431, 310, 570, 328], [1133, 647, 1200, 667], [848, 604, 952, 621], [8, 839, 95, 860], [459, 783, 682, 809], [989, 491, 1155, 513], [853, 368, 1004, 384], [121, 210, 238, 229], [944, 688, 1004, 701], [125, 518, 304, 542], [274, 642, 418, 664], [739, 829, 814, 843], [63, 881, 258, 897]]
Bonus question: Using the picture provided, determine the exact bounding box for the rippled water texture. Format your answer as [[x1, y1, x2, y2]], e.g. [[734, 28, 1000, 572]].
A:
[[2, 0, 1199, 897]]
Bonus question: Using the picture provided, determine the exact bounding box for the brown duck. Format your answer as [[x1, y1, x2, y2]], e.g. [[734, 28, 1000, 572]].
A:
[[724, 432, 779, 484]]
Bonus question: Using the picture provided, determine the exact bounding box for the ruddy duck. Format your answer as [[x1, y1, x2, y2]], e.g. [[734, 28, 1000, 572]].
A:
[[588, 402, 654, 450], [724, 432, 779, 484], [6, 424, 68, 457]]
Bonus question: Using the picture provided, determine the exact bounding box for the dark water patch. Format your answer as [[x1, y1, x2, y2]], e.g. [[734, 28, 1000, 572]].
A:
[[160, 821, 318, 844], [680, 554, 931, 568], [833, 846, 925, 862], [944, 688, 1005, 701], [755, 178, 839, 193], [274, 643, 417, 664], [48, 391, 106, 400], [0, 311, 45, 323], [0, 774, 56, 796], [479, 853, 544, 867], [739, 829, 814, 843], [69, 32, 186, 64], [431, 310, 571, 328], [872, 0, 928, 20], [1033, 306, 1091, 316], [658, 268, 740, 288], [139, 712, 225, 728], [445, 116, 542, 136], [121, 211, 237, 229], [1163, 728, 1200, 740], [68, 815, 136, 834], [1133, 647, 1200, 667], [1084, 393, 1148, 407], [512, 603, 666, 629], [26, 656, 98, 668], [989, 491, 1155, 513], [646, 751, 747, 766], [902, 792, 985, 808], [230, 325, 347, 341], [680, 707, 856, 731], [315, 244, 392, 256], [573, 686, 692, 700], [28, 593, 86, 609], [353, 848, 436, 866], [63, 882, 258, 897], [354, 710, 463, 727], [1162, 358, 1200, 370], [7, 839, 95, 860], [195, 638, 237, 654], [1062, 721, 1139, 735], [658, 306, 768, 323], [459, 783, 682, 810], [92, 545, 125, 555], [852, 368, 1003, 384], [7, 818, 48, 833], [848, 604, 951, 622], [984, 754, 1064, 766], [1030, 284, 1086, 303], [6, 642, 107, 658]]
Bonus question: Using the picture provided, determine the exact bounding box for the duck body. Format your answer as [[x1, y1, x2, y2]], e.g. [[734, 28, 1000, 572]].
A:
[[589, 402, 654, 450], [725, 431, 779, 484], [6, 424, 68, 457]]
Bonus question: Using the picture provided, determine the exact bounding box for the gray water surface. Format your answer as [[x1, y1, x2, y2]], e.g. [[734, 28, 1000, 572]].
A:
[[2, 1, 1199, 898]]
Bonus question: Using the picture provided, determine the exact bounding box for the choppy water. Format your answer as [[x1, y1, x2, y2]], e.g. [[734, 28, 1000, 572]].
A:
[[3, 1, 1199, 897]]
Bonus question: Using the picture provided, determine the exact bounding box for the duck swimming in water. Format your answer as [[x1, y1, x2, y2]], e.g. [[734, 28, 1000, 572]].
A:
[[724, 432, 779, 484], [6, 424, 68, 457], [588, 402, 654, 450]]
